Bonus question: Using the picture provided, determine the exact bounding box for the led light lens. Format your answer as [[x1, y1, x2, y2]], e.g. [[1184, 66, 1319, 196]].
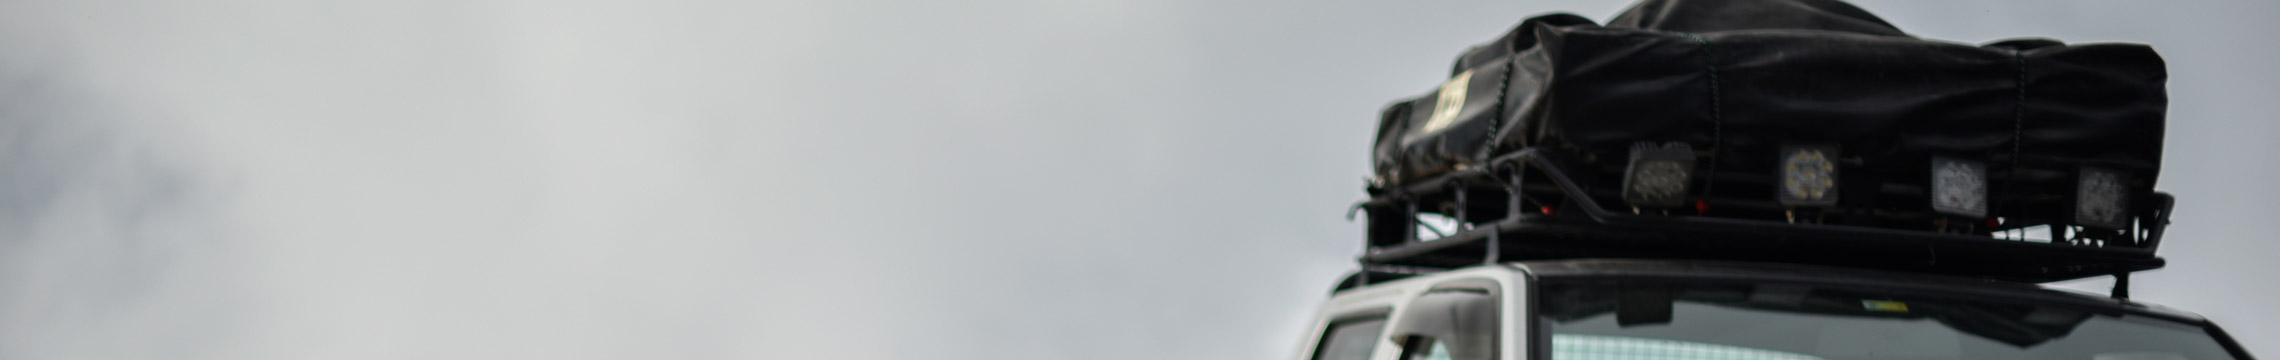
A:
[[1778, 145, 1840, 206], [1930, 157, 1989, 217], [2075, 167, 2132, 229], [1623, 142, 1695, 208]]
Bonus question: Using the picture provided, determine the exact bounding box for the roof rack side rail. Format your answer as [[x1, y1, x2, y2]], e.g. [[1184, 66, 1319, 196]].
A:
[[1352, 147, 2172, 284]]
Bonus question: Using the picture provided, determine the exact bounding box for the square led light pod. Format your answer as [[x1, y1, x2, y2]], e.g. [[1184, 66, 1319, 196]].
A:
[[2075, 167, 2133, 229], [1929, 156, 1989, 217], [1623, 142, 1696, 208], [1778, 144, 1840, 207]]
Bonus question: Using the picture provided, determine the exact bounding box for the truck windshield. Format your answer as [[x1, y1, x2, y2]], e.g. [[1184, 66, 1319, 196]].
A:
[[1537, 279, 2237, 360]]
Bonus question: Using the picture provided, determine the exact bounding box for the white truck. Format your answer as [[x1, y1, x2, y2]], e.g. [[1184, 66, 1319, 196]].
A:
[[1290, 259, 2251, 360], [1327, 0, 2252, 358]]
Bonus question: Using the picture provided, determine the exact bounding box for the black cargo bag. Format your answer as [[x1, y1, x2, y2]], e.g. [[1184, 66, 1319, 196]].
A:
[[1371, 0, 2167, 194]]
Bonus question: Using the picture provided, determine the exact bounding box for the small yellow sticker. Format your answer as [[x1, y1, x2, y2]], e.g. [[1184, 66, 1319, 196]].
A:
[[1421, 70, 1474, 134], [1862, 300, 1910, 313]]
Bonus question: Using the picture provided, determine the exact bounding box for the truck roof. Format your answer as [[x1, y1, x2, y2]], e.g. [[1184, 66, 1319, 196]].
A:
[[1333, 259, 2210, 324]]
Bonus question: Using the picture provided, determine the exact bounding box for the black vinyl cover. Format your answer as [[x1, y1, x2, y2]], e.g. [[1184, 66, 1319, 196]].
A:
[[1373, 0, 2166, 188]]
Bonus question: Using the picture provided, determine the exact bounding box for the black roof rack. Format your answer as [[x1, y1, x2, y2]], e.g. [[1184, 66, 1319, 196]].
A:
[[1349, 147, 2172, 296]]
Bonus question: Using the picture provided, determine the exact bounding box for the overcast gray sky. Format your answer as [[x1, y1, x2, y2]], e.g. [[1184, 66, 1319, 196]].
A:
[[0, 0, 2272, 359]]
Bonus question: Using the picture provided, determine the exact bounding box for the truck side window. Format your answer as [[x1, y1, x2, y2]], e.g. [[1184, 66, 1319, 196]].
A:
[[1402, 337, 1456, 360], [1314, 317, 1390, 360]]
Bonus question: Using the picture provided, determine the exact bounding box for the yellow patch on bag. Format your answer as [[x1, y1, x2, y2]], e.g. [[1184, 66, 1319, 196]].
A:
[[1421, 70, 1473, 134]]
